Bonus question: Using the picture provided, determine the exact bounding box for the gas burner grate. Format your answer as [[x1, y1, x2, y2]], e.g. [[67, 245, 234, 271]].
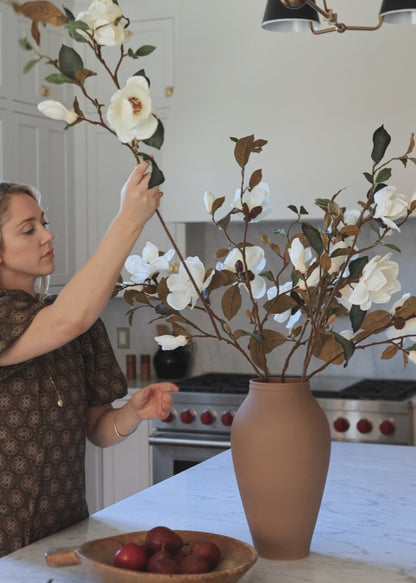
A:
[[338, 379, 416, 401]]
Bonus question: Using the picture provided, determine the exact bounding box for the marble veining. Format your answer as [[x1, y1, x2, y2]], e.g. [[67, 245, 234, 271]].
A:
[[0, 441, 415, 582]]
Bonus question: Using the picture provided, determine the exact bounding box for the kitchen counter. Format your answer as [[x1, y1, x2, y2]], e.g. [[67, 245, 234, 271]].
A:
[[1, 441, 415, 582]]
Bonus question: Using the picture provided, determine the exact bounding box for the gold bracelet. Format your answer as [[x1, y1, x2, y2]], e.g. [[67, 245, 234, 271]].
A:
[[113, 411, 137, 439]]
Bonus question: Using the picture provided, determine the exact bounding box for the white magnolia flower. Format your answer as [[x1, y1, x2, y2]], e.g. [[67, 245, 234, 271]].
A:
[[343, 209, 361, 225], [166, 257, 214, 310], [408, 191, 416, 210], [329, 241, 350, 276], [338, 253, 401, 311], [106, 76, 158, 143], [267, 282, 301, 328], [218, 246, 266, 299], [204, 191, 216, 213], [288, 238, 314, 273], [232, 182, 271, 222], [373, 186, 408, 231], [124, 242, 175, 283], [155, 334, 188, 351], [76, 0, 132, 46], [37, 100, 78, 124], [407, 351, 416, 363]]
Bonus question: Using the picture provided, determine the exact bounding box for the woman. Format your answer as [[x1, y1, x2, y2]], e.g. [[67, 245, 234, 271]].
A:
[[0, 163, 178, 556]]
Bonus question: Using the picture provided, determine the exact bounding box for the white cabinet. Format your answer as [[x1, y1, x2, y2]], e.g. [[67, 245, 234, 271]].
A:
[[85, 396, 152, 514], [0, 0, 75, 291], [72, 0, 178, 265]]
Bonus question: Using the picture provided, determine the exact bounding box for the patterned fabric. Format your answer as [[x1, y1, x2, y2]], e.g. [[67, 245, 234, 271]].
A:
[[0, 290, 127, 556]]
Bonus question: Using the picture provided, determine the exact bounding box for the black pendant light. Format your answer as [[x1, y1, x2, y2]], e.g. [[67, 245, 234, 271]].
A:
[[261, 0, 320, 32], [379, 0, 416, 24]]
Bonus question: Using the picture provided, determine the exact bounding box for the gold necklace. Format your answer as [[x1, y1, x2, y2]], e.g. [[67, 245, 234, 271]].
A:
[[49, 374, 64, 407]]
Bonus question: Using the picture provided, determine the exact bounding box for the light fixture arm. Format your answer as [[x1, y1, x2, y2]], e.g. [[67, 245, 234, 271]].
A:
[[284, 0, 385, 34]]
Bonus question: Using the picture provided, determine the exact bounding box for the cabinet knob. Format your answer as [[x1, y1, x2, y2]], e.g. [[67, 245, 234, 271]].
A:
[[165, 86, 174, 97], [41, 85, 51, 97]]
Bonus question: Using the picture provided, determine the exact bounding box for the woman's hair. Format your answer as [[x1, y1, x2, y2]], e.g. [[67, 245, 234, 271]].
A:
[[0, 182, 49, 300]]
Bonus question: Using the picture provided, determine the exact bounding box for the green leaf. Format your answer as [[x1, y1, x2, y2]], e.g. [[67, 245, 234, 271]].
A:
[[302, 222, 324, 255], [63, 7, 75, 21], [23, 58, 41, 73], [349, 304, 367, 333], [383, 242, 401, 253], [363, 171, 374, 184], [371, 125, 391, 164], [66, 20, 90, 43], [299, 205, 309, 215], [44, 72, 71, 85], [332, 332, 355, 364], [348, 256, 368, 280], [142, 118, 164, 150], [148, 160, 165, 188], [136, 45, 156, 56], [288, 204, 298, 214], [375, 167, 392, 184], [58, 44, 84, 80]]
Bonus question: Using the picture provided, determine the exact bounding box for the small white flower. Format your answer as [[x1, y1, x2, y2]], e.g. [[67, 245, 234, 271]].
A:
[[204, 191, 216, 213], [343, 209, 361, 225], [407, 351, 416, 363], [385, 293, 416, 343], [155, 334, 188, 351], [218, 246, 266, 299], [232, 182, 271, 221], [338, 253, 401, 311], [267, 282, 301, 328], [373, 186, 408, 231], [106, 76, 158, 143], [37, 100, 78, 124], [76, 0, 132, 46], [329, 241, 350, 276], [288, 238, 315, 274], [166, 257, 214, 310], [124, 242, 175, 283]]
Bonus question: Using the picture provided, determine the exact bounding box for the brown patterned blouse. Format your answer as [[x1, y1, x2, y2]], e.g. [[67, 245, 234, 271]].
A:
[[0, 290, 127, 556]]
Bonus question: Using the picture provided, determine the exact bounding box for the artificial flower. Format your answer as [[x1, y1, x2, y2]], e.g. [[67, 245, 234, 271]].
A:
[[217, 246, 266, 299], [373, 186, 408, 231], [155, 335, 188, 351], [232, 182, 271, 222], [37, 100, 78, 124], [267, 283, 301, 328], [106, 76, 158, 143], [124, 242, 175, 283], [166, 257, 214, 310], [338, 253, 401, 311], [76, 0, 132, 46], [204, 191, 216, 213], [288, 237, 315, 274]]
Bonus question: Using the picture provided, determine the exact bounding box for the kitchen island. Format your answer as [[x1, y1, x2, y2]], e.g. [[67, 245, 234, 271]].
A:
[[1, 441, 415, 582]]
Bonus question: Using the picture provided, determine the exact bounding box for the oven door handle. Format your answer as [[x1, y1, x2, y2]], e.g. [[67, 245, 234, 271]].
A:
[[149, 436, 231, 448]]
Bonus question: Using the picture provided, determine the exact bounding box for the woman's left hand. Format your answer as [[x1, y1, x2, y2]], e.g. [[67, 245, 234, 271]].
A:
[[129, 382, 179, 420]]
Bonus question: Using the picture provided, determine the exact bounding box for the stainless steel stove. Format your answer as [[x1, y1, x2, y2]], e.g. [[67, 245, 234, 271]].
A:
[[149, 373, 416, 483]]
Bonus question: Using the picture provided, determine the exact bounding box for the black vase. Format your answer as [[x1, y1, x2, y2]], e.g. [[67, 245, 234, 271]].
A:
[[153, 346, 190, 379]]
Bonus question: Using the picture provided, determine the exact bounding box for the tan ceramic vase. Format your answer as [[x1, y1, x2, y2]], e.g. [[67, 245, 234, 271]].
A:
[[230, 377, 331, 560]]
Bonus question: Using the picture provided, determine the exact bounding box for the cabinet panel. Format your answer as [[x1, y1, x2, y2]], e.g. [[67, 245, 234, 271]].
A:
[[11, 111, 75, 290]]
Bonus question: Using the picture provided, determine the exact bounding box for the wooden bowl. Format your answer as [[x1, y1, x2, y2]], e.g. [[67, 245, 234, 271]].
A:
[[45, 529, 258, 583]]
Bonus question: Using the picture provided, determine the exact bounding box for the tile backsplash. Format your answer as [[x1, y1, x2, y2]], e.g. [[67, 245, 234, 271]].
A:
[[102, 219, 416, 382]]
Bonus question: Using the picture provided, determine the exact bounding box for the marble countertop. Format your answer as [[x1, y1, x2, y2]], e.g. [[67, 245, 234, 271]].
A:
[[1, 441, 415, 582]]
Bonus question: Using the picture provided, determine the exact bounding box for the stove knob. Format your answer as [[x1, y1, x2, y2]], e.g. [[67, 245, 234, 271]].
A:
[[221, 411, 235, 427], [357, 418, 373, 434], [161, 410, 175, 423], [180, 409, 196, 424], [333, 417, 350, 433], [200, 410, 216, 425], [379, 419, 395, 436]]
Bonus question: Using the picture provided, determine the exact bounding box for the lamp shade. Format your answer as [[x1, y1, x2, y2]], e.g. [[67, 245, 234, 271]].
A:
[[261, 0, 320, 32], [379, 0, 416, 24]]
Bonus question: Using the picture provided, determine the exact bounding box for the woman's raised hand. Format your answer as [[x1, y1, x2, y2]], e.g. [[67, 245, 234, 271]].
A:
[[119, 162, 163, 226]]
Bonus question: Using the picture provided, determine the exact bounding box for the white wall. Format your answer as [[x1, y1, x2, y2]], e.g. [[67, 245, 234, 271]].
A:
[[161, 0, 416, 222]]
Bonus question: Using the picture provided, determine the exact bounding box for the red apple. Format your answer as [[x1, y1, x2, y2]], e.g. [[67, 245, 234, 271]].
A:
[[190, 540, 221, 569], [113, 542, 147, 571]]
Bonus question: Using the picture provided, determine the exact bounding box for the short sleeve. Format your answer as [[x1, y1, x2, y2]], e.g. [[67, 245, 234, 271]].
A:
[[78, 318, 128, 407], [0, 290, 41, 353]]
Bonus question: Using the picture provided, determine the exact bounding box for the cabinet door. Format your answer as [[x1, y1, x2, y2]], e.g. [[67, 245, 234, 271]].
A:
[[10, 110, 75, 290], [102, 414, 152, 508]]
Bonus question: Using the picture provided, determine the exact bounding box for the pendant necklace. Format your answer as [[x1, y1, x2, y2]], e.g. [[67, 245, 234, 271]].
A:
[[49, 374, 64, 407]]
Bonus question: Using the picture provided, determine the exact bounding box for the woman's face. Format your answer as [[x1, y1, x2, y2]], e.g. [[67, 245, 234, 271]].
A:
[[0, 193, 55, 293]]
